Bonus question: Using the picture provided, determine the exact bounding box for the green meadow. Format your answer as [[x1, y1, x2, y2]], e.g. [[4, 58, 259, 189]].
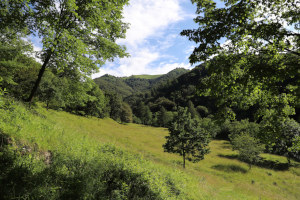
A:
[[1, 101, 299, 199]]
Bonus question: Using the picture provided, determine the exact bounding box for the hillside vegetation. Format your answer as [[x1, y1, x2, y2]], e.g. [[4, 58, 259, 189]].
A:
[[94, 68, 189, 97], [1, 100, 299, 199]]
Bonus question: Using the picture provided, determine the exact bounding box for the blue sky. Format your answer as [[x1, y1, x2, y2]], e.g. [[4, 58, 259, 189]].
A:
[[92, 0, 199, 78], [30, 0, 298, 78], [31, 0, 220, 78]]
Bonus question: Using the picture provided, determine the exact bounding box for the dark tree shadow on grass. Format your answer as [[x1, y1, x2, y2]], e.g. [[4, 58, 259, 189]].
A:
[[218, 154, 239, 160], [220, 141, 232, 150], [218, 154, 291, 171], [212, 164, 247, 173]]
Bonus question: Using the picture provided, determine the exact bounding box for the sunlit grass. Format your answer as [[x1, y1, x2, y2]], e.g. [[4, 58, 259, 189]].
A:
[[1, 102, 299, 199], [40, 107, 300, 200]]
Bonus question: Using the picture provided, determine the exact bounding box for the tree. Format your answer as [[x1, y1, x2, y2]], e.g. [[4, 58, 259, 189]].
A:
[[163, 107, 210, 168], [228, 119, 260, 141], [272, 118, 300, 163], [0, 30, 41, 100], [144, 106, 153, 125], [120, 102, 133, 123], [38, 70, 62, 109], [231, 133, 265, 170], [182, 0, 299, 150], [181, 0, 299, 62], [107, 92, 123, 121], [196, 105, 209, 118], [83, 83, 107, 118], [157, 106, 172, 127], [136, 102, 147, 123], [1, 0, 129, 102], [188, 100, 199, 119]]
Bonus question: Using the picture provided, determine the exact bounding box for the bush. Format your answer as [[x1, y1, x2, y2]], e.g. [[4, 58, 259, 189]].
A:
[[0, 135, 193, 200], [0, 145, 161, 199], [228, 119, 260, 141], [197, 118, 220, 138], [132, 115, 142, 124], [196, 105, 209, 118], [272, 118, 300, 162]]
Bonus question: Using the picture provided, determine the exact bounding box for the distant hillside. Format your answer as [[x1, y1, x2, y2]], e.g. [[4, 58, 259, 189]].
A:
[[123, 74, 163, 80], [124, 65, 216, 114], [123, 64, 263, 125], [149, 65, 211, 108], [94, 68, 189, 97], [94, 74, 134, 97]]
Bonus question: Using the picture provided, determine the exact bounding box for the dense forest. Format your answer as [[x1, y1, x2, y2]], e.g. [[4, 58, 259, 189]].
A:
[[0, 0, 299, 199]]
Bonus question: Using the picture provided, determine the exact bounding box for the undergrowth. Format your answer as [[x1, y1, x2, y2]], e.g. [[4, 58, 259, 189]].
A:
[[0, 98, 199, 200]]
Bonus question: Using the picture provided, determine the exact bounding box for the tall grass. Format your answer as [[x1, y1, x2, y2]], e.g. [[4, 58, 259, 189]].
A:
[[1, 98, 300, 199], [0, 99, 203, 199]]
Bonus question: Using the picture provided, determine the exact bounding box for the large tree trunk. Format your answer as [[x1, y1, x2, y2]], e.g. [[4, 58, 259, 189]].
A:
[[26, 52, 52, 103]]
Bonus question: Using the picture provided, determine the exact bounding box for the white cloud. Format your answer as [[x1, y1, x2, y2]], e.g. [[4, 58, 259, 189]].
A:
[[120, 0, 186, 48], [92, 0, 193, 78], [184, 44, 196, 59], [93, 48, 160, 77], [117, 48, 161, 76], [153, 62, 192, 74], [92, 52, 192, 78], [92, 61, 191, 78]]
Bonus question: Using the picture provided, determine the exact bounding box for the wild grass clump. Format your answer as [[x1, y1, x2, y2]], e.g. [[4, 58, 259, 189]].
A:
[[0, 98, 199, 199]]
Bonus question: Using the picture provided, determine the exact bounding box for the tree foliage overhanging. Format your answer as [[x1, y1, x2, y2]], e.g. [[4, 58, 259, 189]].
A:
[[0, 0, 130, 101], [181, 0, 299, 157], [182, 0, 299, 62], [181, 0, 299, 119]]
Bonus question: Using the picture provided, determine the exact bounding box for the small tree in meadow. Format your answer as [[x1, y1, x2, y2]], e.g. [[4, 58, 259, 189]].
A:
[[163, 107, 210, 168], [231, 133, 265, 170]]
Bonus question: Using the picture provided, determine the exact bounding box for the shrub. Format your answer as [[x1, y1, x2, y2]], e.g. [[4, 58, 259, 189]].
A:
[[196, 105, 209, 118], [132, 115, 142, 124], [272, 118, 300, 162], [228, 119, 260, 141], [197, 117, 220, 138]]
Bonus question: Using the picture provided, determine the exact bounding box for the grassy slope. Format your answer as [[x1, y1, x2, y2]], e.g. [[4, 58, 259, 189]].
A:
[[1, 102, 202, 199], [43, 108, 300, 200], [1, 103, 299, 199], [123, 75, 163, 79]]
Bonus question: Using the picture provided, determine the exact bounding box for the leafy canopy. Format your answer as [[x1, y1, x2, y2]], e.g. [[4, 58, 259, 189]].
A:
[[2, 0, 129, 72], [1, 0, 129, 101], [182, 0, 299, 62], [182, 0, 299, 120], [182, 0, 299, 152]]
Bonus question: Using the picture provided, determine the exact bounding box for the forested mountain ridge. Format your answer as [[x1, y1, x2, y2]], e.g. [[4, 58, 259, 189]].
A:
[[121, 65, 218, 127], [93, 68, 189, 97]]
